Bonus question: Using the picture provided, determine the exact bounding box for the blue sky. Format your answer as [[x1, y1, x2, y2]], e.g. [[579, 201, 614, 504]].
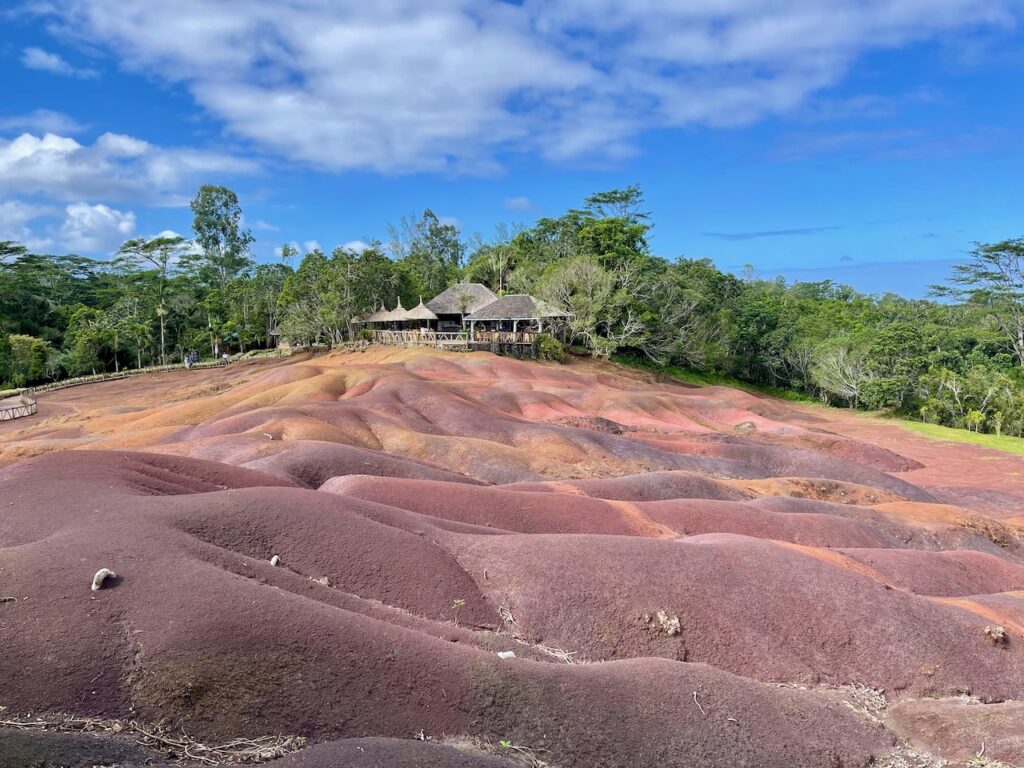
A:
[[2, 1, 1023, 296]]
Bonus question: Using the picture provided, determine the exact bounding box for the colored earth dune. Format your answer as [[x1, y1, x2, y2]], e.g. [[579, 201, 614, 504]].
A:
[[1, 347, 1023, 767]]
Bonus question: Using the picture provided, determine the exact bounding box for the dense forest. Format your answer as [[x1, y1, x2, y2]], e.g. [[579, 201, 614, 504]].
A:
[[2, 184, 1023, 438]]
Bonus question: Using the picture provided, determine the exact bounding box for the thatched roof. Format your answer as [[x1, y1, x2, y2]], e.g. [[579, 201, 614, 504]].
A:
[[381, 298, 409, 323], [426, 283, 498, 316], [365, 304, 390, 323], [469, 294, 568, 321], [406, 299, 439, 321]]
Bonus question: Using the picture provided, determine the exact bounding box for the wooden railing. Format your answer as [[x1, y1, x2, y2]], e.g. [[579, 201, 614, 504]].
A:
[[0, 393, 37, 422], [370, 330, 473, 346], [473, 330, 535, 345], [19, 360, 228, 397], [370, 329, 536, 347]]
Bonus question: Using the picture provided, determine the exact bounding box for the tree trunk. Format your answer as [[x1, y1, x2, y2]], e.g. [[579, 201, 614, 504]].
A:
[[159, 311, 166, 366]]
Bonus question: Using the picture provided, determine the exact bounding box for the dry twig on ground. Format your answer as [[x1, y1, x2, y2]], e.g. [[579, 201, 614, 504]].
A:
[[0, 714, 304, 764]]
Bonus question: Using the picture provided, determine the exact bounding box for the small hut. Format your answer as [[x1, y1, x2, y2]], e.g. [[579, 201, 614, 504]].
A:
[[364, 304, 390, 325], [380, 299, 410, 327], [405, 298, 439, 333]]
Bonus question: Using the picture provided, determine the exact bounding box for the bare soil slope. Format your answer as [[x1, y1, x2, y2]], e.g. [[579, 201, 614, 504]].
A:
[[2, 347, 1023, 767]]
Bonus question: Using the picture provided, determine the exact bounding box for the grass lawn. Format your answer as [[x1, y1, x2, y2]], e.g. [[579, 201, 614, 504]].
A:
[[892, 419, 1024, 456], [612, 353, 1024, 457], [611, 354, 817, 403]]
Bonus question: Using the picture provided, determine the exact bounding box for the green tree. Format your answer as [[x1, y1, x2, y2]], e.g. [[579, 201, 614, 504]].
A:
[[63, 307, 108, 376], [934, 238, 1024, 367], [189, 185, 254, 292], [8, 334, 52, 386], [390, 210, 464, 298], [861, 322, 926, 409], [116, 235, 188, 364]]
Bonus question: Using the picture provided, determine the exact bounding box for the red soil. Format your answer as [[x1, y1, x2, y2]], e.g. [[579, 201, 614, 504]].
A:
[[2, 347, 1022, 766]]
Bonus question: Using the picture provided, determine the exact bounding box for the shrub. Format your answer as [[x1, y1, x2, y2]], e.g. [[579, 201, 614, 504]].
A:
[[534, 333, 565, 363], [0, 334, 11, 386], [7, 334, 51, 387]]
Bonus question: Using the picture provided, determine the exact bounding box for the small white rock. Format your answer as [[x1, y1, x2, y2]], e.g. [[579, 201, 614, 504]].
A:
[[497, 651, 516, 660], [91, 568, 116, 591], [269, 555, 281, 566]]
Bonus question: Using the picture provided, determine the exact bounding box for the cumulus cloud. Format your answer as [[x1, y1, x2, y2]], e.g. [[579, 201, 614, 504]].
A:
[[0, 200, 57, 251], [37, 0, 1015, 173], [0, 131, 257, 206], [341, 240, 370, 253], [59, 202, 137, 252], [21, 46, 96, 78], [0, 198, 144, 254], [504, 196, 535, 212], [0, 109, 86, 135]]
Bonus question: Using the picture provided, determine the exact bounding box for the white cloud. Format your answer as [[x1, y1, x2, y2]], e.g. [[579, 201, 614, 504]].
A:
[[303, 240, 321, 253], [21, 46, 97, 78], [37, 0, 1015, 173], [59, 202, 136, 252], [0, 200, 57, 251], [341, 239, 369, 253], [504, 196, 535, 212], [0, 131, 257, 206], [253, 219, 279, 231], [0, 109, 86, 135]]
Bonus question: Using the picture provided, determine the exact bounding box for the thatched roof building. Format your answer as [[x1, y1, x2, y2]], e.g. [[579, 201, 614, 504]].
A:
[[470, 294, 568, 322], [426, 283, 498, 316]]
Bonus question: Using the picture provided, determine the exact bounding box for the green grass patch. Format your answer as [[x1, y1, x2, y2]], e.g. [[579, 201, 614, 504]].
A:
[[893, 419, 1024, 456], [612, 354, 817, 403]]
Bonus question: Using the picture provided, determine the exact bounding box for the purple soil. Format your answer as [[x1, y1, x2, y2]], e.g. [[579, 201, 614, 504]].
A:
[[3, 348, 1023, 765], [0, 729, 165, 768], [887, 698, 1024, 764], [452, 533, 1024, 699], [243, 440, 482, 488], [321, 475, 674, 536], [504, 470, 754, 501], [838, 547, 1024, 596], [270, 738, 520, 767], [0, 450, 891, 767]]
